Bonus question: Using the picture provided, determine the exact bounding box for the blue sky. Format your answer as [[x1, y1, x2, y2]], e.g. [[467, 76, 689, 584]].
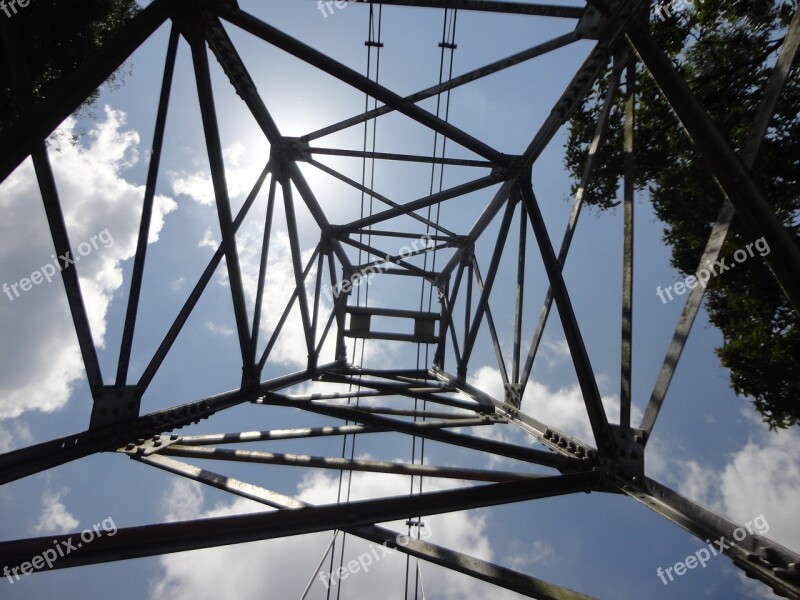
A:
[[0, 1, 798, 598]]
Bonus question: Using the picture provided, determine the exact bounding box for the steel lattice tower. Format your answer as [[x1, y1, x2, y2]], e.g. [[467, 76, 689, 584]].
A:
[[1, 1, 799, 598]]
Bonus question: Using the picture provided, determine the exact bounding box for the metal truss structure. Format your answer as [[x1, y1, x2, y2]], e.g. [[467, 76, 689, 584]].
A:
[[1, 0, 799, 598]]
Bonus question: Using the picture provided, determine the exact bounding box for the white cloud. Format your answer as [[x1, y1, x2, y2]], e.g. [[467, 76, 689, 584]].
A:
[[205, 320, 234, 337], [197, 227, 218, 250], [171, 171, 215, 207], [718, 429, 800, 552], [0, 106, 176, 420], [163, 480, 208, 523], [32, 487, 79, 534], [223, 140, 246, 167], [648, 425, 800, 554], [540, 338, 570, 369], [505, 539, 554, 572], [0, 420, 32, 453], [735, 573, 781, 599], [170, 141, 263, 208]]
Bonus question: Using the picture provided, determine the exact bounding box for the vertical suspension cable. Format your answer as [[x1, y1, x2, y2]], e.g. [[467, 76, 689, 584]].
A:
[[329, 5, 383, 600], [406, 7, 458, 600]]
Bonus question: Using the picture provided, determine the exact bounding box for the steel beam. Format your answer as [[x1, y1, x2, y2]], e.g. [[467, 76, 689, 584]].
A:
[[439, 0, 645, 280], [306, 158, 456, 236], [520, 182, 612, 454], [159, 444, 539, 482], [512, 200, 527, 386], [620, 59, 635, 428], [201, 16, 352, 272], [134, 454, 598, 600], [340, 174, 500, 233], [116, 26, 180, 387], [189, 32, 254, 374], [275, 402, 480, 420], [0, 19, 107, 399], [308, 147, 492, 168], [305, 158, 456, 238], [470, 256, 511, 385], [338, 236, 437, 279], [330, 366, 438, 381], [223, 9, 505, 163], [31, 147, 106, 398], [177, 425, 383, 445], [316, 373, 488, 412], [623, 477, 800, 599], [281, 181, 316, 358], [257, 246, 321, 371], [432, 367, 597, 460], [0, 365, 326, 485], [257, 393, 581, 469], [175, 419, 496, 446], [301, 32, 579, 143], [460, 199, 516, 371], [249, 176, 278, 367], [138, 160, 271, 393], [338, 0, 585, 18], [0, 473, 602, 570], [439, 42, 613, 280], [518, 66, 620, 399]]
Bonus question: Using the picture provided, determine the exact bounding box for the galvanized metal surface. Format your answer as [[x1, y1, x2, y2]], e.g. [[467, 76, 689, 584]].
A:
[[0, 1, 798, 598]]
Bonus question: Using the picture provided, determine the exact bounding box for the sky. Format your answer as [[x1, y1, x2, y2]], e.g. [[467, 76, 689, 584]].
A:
[[0, 1, 798, 599]]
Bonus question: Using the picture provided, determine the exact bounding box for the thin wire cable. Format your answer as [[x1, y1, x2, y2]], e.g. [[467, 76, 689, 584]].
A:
[[416, 562, 427, 600], [407, 8, 458, 599], [299, 531, 339, 600], [334, 5, 383, 599]]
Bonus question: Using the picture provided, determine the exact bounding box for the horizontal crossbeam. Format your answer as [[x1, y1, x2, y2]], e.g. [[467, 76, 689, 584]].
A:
[[0, 473, 603, 570]]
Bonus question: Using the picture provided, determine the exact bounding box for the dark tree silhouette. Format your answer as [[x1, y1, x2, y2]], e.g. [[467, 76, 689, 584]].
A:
[[0, 0, 141, 137]]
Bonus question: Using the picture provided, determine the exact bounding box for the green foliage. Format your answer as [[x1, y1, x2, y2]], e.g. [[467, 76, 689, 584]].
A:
[[565, 0, 800, 428], [0, 0, 141, 137]]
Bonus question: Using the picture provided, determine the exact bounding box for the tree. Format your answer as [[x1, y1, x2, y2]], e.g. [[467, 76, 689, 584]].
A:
[[565, 0, 800, 428], [0, 0, 141, 138]]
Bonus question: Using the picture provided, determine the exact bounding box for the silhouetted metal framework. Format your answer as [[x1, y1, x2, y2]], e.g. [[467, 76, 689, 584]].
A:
[[0, 0, 799, 598]]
